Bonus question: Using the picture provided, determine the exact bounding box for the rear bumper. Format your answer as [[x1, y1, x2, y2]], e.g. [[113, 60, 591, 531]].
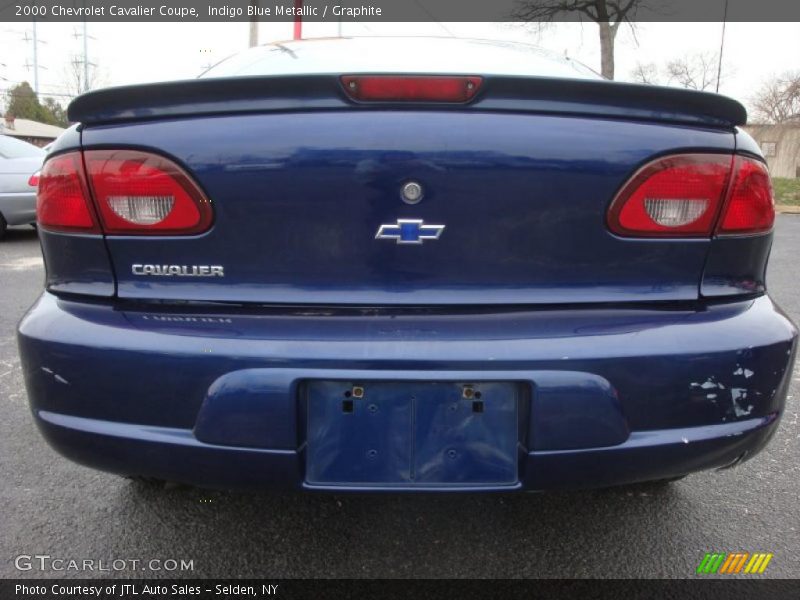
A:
[[35, 409, 780, 492], [18, 292, 798, 491]]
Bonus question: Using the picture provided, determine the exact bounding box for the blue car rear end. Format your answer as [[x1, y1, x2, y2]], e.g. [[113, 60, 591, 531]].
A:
[[17, 38, 798, 491]]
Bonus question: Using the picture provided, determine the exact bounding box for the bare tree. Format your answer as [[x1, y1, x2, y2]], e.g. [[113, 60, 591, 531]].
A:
[[630, 62, 659, 85], [751, 72, 800, 124], [62, 54, 101, 98], [512, 0, 647, 79], [665, 53, 721, 91]]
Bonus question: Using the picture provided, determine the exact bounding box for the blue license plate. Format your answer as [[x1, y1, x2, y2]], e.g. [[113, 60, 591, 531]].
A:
[[305, 381, 519, 487]]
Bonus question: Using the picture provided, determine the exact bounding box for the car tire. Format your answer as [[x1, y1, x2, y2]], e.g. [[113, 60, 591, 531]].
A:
[[0, 214, 7, 240]]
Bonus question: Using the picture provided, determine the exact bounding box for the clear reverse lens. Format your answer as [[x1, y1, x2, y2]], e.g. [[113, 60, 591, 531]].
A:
[[643, 198, 709, 227], [107, 195, 175, 225], [85, 149, 212, 235]]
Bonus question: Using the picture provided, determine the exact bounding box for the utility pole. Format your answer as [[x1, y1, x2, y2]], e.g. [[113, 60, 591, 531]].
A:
[[32, 19, 39, 94], [72, 18, 95, 93], [249, 0, 258, 47], [83, 20, 89, 92], [22, 26, 47, 94]]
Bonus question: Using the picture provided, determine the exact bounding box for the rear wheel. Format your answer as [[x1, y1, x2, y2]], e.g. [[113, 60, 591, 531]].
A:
[[0, 214, 7, 240]]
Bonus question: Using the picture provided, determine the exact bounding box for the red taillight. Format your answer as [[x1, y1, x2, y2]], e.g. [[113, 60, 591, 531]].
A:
[[718, 157, 774, 234], [37, 150, 212, 236], [84, 150, 212, 235], [341, 75, 482, 103], [608, 154, 774, 237], [36, 152, 100, 233], [28, 171, 40, 187]]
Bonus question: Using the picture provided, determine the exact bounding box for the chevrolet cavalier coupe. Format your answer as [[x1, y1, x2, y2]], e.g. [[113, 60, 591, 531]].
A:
[[17, 37, 798, 491]]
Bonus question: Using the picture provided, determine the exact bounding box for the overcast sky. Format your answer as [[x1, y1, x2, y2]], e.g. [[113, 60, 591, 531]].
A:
[[1, 21, 799, 115]]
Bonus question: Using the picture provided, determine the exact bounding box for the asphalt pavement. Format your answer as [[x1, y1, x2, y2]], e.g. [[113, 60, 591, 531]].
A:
[[1, 218, 798, 579]]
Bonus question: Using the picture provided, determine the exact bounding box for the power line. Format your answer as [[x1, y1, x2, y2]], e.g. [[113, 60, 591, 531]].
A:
[[411, 0, 455, 37]]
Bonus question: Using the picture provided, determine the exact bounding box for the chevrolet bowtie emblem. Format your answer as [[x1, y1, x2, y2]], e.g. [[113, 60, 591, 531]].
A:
[[375, 219, 445, 244]]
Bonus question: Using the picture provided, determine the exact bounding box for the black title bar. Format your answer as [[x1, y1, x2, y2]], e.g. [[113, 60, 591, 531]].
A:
[[2, 0, 800, 22], [4, 579, 800, 600]]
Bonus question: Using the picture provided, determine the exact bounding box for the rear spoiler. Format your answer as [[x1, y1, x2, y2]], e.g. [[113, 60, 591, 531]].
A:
[[68, 75, 747, 128]]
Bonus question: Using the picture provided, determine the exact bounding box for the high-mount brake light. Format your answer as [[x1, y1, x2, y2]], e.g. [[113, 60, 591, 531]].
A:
[[607, 153, 774, 238], [341, 75, 482, 103], [36, 152, 100, 233], [84, 149, 213, 235]]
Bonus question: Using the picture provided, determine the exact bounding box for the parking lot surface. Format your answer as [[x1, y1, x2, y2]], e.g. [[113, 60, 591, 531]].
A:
[[1, 218, 798, 579]]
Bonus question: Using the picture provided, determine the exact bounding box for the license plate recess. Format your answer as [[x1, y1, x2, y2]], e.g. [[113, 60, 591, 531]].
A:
[[305, 380, 519, 487]]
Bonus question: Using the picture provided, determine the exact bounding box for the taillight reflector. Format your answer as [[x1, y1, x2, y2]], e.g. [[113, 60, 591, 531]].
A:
[[85, 150, 212, 235], [608, 153, 774, 237], [341, 75, 482, 103], [36, 152, 99, 233], [28, 171, 40, 187]]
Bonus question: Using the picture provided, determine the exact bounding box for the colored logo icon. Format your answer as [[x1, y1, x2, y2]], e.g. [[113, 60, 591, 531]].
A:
[[696, 552, 773, 574]]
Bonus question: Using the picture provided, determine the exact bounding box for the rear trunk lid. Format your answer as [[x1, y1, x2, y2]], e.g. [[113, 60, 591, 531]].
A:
[[79, 105, 735, 305]]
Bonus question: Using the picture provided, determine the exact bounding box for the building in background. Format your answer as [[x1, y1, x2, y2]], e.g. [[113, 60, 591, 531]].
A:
[[744, 124, 800, 179], [0, 115, 64, 147]]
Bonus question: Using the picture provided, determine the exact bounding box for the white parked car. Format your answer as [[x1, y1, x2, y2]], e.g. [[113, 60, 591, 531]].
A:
[[0, 135, 44, 239]]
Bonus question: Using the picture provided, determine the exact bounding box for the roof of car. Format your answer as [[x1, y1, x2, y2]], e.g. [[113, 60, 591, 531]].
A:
[[201, 36, 601, 80]]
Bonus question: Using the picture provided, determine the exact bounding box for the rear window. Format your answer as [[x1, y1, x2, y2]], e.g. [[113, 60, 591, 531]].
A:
[[201, 37, 601, 80], [0, 135, 45, 159]]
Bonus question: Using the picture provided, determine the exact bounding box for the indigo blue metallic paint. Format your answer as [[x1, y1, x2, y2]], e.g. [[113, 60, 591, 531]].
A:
[[39, 231, 115, 297], [81, 112, 736, 305], [17, 292, 797, 490]]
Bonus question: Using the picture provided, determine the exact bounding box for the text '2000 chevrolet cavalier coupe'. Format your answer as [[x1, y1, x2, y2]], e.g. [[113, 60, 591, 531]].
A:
[[17, 38, 798, 491]]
